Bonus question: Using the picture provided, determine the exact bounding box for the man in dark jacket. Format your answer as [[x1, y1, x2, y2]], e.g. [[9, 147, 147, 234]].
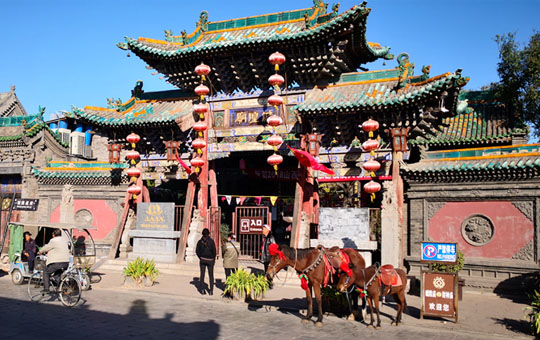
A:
[[261, 224, 276, 273], [196, 228, 216, 295], [22, 232, 37, 271]]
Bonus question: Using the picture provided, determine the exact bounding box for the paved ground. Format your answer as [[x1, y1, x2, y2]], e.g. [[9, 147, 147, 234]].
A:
[[0, 266, 535, 340]]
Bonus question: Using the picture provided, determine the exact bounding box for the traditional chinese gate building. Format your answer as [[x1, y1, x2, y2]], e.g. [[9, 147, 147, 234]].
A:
[[6, 1, 537, 289]]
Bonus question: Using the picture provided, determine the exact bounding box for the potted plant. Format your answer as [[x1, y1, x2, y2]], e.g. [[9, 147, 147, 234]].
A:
[[524, 289, 540, 336], [223, 268, 269, 301], [123, 257, 160, 287], [431, 250, 465, 300]]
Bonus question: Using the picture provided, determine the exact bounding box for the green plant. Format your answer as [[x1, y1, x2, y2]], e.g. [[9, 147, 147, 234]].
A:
[[220, 222, 230, 244], [123, 257, 160, 287], [524, 289, 540, 336], [431, 250, 465, 273], [224, 268, 269, 300]]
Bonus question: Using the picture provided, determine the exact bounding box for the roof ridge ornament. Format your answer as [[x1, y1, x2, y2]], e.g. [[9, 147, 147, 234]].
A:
[[397, 52, 414, 89], [197, 11, 209, 32]]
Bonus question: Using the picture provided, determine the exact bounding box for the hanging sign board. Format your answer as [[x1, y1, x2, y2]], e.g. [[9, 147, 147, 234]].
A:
[[421, 271, 458, 322], [12, 198, 39, 211], [421, 242, 457, 264], [239, 217, 264, 234]]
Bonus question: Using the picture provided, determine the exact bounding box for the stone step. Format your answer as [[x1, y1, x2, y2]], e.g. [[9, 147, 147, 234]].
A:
[[95, 258, 301, 287]]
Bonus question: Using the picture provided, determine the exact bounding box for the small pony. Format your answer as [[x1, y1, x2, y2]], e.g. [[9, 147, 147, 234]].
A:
[[337, 263, 407, 329]]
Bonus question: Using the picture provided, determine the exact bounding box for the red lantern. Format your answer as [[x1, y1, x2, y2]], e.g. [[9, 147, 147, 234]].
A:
[[267, 153, 283, 166], [362, 139, 380, 152], [268, 52, 286, 66], [268, 94, 284, 107], [127, 185, 142, 196], [194, 103, 208, 114], [267, 115, 283, 127], [195, 63, 211, 77], [126, 150, 140, 161], [362, 119, 379, 132], [192, 138, 206, 150], [267, 134, 283, 147], [362, 159, 381, 172], [268, 74, 284, 87], [193, 121, 207, 132], [364, 180, 381, 194], [127, 167, 142, 178], [195, 84, 210, 97], [191, 158, 205, 168], [126, 133, 141, 146]]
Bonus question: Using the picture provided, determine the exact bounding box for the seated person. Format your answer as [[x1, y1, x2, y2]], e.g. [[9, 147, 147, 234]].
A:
[[38, 229, 70, 293], [22, 231, 37, 271]]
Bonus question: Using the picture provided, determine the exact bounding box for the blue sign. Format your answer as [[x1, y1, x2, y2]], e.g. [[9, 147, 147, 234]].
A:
[[421, 242, 457, 263]]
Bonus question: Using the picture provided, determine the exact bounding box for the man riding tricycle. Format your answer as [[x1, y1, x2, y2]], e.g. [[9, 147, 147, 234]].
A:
[[7, 221, 96, 291]]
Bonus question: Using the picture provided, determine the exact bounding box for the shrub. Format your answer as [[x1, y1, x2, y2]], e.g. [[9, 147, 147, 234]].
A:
[[524, 289, 540, 336], [123, 257, 160, 287], [431, 250, 465, 273], [224, 268, 269, 300]]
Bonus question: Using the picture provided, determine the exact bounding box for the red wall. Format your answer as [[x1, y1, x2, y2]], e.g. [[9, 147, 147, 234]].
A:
[[50, 199, 118, 240], [428, 201, 533, 259]]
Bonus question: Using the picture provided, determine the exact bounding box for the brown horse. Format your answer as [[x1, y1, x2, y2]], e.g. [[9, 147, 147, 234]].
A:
[[337, 264, 407, 329], [266, 245, 336, 327], [325, 246, 367, 319]]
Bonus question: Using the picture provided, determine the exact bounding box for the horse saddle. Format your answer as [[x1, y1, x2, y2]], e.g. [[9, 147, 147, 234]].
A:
[[379, 264, 403, 287]]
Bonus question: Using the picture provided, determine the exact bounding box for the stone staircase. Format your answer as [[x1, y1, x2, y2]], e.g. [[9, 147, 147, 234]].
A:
[[94, 258, 301, 287]]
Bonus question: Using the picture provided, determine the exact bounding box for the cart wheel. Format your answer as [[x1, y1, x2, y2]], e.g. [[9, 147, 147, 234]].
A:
[[81, 273, 91, 291], [11, 269, 24, 285], [59, 275, 81, 307]]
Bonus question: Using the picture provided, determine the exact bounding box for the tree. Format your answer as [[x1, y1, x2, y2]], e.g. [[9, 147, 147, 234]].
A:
[[495, 32, 540, 136]]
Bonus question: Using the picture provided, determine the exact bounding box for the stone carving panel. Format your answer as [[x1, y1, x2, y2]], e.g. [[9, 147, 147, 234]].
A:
[[426, 201, 446, 221], [511, 240, 534, 261], [511, 201, 534, 222], [461, 214, 494, 246], [75, 209, 94, 227]]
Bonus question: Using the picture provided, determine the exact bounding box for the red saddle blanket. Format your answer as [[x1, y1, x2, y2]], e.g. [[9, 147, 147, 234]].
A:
[[379, 264, 403, 287]]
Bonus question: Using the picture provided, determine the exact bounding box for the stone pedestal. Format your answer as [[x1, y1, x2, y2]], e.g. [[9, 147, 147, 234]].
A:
[[128, 230, 181, 263], [129, 202, 179, 263]]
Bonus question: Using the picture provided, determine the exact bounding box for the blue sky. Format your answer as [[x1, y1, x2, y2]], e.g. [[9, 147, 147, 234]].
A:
[[1, 0, 539, 122]]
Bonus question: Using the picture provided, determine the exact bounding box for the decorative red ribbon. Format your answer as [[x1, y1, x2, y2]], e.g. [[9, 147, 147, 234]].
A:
[[175, 155, 192, 174], [339, 251, 353, 277], [268, 243, 286, 261], [299, 273, 309, 291]]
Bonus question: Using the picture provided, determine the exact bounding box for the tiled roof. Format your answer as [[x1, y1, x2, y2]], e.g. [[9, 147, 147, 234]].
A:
[[124, 3, 390, 60], [31, 163, 129, 185], [296, 70, 468, 114], [0, 87, 28, 117], [401, 144, 540, 182], [0, 117, 69, 148], [72, 95, 196, 129], [411, 90, 524, 147], [121, 3, 392, 92]]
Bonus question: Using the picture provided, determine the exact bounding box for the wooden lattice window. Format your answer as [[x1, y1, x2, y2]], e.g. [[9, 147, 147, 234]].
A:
[[107, 144, 123, 163]]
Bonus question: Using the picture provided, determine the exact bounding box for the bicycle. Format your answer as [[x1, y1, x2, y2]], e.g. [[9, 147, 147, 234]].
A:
[[27, 255, 82, 307]]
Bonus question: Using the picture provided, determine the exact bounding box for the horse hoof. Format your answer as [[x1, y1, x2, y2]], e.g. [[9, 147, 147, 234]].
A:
[[367, 324, 374, 329], [315, 322, 323, 328], [375, 326, 381, 330], [301, 319, 310, 324], [347, 314, 355, 321]]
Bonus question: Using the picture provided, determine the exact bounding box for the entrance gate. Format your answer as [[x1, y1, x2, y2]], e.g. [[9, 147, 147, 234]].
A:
[[232, 207, 271, 259]]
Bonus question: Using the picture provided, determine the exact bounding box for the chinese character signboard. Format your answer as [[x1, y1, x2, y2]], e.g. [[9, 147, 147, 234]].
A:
[[136, 203, 175, 230], [12, 198, 39, 211], [421, 242, 457, 264], [239, 217, 264, 234], [421, 271, 458, 321]]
